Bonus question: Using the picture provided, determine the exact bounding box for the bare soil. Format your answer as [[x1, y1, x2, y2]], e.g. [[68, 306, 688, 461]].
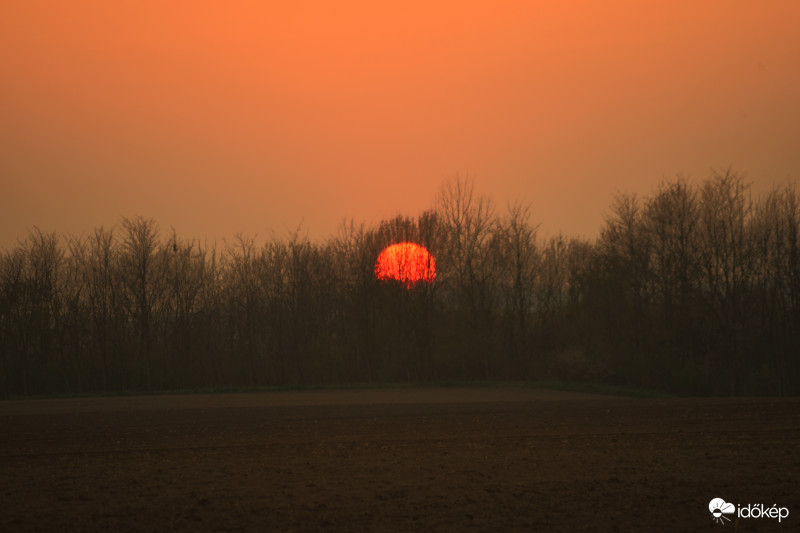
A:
[[1, 388, 798, 532]]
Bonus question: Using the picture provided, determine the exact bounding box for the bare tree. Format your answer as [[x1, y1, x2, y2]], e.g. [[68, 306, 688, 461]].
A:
[[699, 170, 753, 308], [645, 178, 700, 321], [594, 193, 655, 386], [436, 175, 499, 378], [119, 217, 163, 390], [495, 202, 539, 375], [642, 177, 702, 377], [0, 246, 28, 396], [80, 227, 122, 391], [697, 170, 753, 393]]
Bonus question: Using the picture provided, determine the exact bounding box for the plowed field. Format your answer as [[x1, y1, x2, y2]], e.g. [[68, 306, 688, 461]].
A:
[[1, 388, 798, 531]]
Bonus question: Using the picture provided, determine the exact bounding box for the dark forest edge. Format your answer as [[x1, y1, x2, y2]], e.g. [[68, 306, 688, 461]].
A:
[[1, 170, 799, 398], [3, 381, 670, 401]]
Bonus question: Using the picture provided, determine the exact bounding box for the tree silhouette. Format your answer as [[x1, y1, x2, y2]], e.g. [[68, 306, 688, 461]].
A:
[[0, 172, 798, 397]]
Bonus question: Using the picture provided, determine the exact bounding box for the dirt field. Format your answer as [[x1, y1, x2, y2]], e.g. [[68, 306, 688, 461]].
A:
[[1, 388, 798, 532]]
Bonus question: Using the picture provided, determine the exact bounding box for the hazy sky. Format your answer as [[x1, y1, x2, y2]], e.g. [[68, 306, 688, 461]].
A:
[[2, 1, 799, 248]]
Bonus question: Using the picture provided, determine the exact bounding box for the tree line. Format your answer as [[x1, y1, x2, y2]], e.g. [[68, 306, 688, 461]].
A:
[[1, 170, 798, 397]]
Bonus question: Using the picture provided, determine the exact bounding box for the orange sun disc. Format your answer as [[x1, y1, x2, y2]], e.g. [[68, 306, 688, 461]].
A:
[[375, 242, 436, 287]]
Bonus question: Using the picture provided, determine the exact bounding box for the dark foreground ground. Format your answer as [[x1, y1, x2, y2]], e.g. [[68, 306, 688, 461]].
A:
[[1, 388, 798, 532]]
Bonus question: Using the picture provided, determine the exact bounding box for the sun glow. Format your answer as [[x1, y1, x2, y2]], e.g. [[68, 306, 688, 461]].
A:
[[375, 242, 436, 287]]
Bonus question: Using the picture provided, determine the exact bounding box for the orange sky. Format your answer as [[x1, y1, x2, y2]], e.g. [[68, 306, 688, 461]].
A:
[[2, 1, 799, 248]]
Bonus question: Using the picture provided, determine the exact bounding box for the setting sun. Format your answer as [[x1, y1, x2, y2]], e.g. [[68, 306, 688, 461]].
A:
[[375, 242, 436, 287]]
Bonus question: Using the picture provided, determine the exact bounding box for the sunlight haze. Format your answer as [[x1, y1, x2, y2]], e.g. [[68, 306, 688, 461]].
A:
[[2, 0, 798, 247]]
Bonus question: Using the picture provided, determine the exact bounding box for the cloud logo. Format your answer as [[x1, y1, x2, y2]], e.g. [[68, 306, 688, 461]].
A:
[[709, 498, 736, 524]]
